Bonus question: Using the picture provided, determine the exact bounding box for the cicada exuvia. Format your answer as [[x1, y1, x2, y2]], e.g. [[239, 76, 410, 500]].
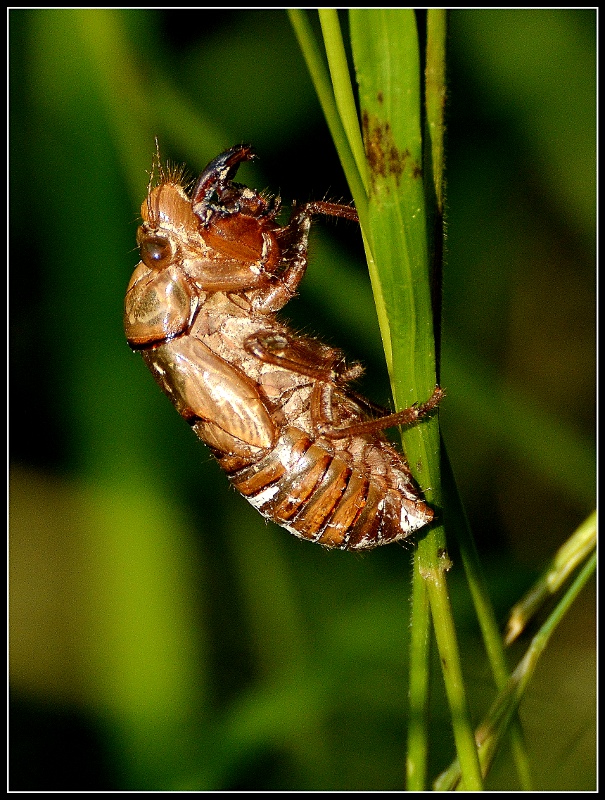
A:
[[124, 145, 442, 550]]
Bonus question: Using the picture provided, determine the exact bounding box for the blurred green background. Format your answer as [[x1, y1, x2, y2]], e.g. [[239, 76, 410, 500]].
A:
[[9, 9, 595, 791]]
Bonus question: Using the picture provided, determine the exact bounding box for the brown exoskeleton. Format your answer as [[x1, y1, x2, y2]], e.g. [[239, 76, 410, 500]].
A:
[[124, 145, 443, 550]]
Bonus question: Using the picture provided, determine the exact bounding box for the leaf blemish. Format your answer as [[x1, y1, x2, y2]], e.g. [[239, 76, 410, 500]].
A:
[[361, 111, 422, 190]]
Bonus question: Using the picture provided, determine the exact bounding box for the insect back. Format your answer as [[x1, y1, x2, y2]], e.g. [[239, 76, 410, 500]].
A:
[[124, 144, 443, 550]]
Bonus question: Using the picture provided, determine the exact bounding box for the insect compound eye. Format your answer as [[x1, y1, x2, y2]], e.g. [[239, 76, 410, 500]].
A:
[[140, 235, 174, 270]]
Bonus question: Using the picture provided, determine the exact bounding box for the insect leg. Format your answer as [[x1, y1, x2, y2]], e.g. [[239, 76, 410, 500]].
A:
[[310, 381, 337, 436], [316, 386, 444, 439], [251, 201, 359, 314], [244, 330, 364, 383]]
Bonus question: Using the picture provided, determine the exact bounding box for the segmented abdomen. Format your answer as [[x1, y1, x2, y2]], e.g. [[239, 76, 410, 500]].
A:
[[218, 427, 433, 550]]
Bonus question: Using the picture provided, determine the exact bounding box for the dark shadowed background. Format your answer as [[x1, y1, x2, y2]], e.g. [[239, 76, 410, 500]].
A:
[[10, 9, 595, 791]]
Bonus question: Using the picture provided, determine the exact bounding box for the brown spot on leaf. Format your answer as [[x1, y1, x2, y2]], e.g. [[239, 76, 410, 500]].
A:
[[362, 112, 423, 190]]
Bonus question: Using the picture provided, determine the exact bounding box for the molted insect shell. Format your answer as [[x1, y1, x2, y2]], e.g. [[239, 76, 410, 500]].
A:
[[125, 145, 442, 550]]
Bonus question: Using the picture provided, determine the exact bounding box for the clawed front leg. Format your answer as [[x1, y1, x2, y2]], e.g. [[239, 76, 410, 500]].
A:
[[251, 201, 359, 314]]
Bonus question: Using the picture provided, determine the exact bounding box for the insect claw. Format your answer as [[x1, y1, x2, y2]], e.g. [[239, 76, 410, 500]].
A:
[[192, 144, 256, 207]]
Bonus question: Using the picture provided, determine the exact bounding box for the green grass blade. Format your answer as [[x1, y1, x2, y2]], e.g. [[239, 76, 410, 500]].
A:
[[504, 511, 597, 645], [350, 9, 481, 790], [318, 9, 369, 193], [287, 10, 367, 219], [425, 9, 447, 215], [435, 546, 596, 790]]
